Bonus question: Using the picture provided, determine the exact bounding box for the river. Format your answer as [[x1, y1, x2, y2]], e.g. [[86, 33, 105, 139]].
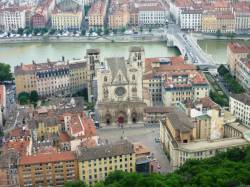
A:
[[0, 42, 179, 69], [198, 39, 250, 64], [1, 39, 250, 69]]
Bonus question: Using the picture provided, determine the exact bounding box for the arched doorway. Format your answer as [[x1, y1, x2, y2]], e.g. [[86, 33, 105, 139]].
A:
[[117, 111, 126, 126], [105, 114, 112, 125], [131, 112, 137, 123], [118, 116, 124, 124]]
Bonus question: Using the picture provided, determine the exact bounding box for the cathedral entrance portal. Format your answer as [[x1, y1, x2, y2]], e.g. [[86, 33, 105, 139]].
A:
[[131, 112, 137, 123], [118, 116, 124, 124], [105, 114, 112, 125]]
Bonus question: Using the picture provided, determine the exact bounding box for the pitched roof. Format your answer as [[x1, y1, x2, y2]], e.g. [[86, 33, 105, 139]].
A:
[[106, 57, 128, 82], [19, 151, 76, 165], [77, 140, 134, 161]]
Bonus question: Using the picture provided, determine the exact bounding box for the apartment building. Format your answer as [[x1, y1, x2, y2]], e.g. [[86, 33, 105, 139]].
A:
[[108, 1, 129, 29], [88, 0, 107, 29], [138, 5, 167, 26], [227, 42, 250, 75], [202, 12, 217, 33], [77, 140, 136, 186], [0, 6, 26, 31], [160, 108, 250, 170], [235, 55, 250, 89], [51, 7, 83, 30], [233, 2, 250, 31], [216, 12, 235, 33], [14, 58, 88, 97], [180, 8, 203, 31], [32, 0, 55, 28], [18, 151, 79, 187], [229, 92, 250, 126], [0, 85, 6, 127], [162, 71, 209, 107], [143, 56, 196, 105]]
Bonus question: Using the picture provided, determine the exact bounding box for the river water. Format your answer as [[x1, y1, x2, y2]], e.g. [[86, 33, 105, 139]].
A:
[[198, 39, 250, 64], [1, 39, 250, 69], [0, 42, 179, 68]]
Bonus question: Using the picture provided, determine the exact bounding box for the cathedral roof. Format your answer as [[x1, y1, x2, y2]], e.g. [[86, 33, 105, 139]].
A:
[[106, 57, 128, 82]]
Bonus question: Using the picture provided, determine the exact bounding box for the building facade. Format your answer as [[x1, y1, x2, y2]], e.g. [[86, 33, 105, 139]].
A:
[[96, 47, 149, 126], [229, 92, 250, 126], [18, 151, 79, 187], [180, 9, 203, 31], [77, 140, 136, 186], [88, 0, 107, 29], [14, 58, 89, 97], [0, 85, 6, 127], [235, 55, 250, 89]]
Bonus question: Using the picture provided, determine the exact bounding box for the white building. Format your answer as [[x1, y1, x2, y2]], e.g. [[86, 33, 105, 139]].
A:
[[0, 85, 6, 127], [229, 92, 250, 126], [180, 8, 203, 31], [1, 7, 26, 31], [235, 55, 250, 89], [138, 6, 167, 26]]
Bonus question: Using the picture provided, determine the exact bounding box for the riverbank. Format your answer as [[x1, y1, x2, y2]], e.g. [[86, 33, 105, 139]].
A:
[[0, 34, 167, 44], [193, 33, 250, 41]]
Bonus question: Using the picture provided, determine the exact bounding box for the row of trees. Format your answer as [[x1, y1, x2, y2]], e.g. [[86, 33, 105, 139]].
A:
[[18, 91, 39, 105], [218, 65, 245, 94], [65, 146, 250, 187]]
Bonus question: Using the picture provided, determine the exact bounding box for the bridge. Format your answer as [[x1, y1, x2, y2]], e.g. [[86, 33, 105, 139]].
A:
[[166, 25, 218, 73]]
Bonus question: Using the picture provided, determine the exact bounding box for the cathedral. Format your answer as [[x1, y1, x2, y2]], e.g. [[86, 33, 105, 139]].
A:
[[96, 46, 150, 126]]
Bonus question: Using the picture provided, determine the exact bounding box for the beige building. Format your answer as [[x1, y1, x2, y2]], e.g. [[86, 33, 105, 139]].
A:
[[14, 57, 89, 97], [235, 55, 250, 89], [109, 6, 129, 29], [77, 140, 136, 186], [216, 12, 235, 33], [227, 42, 250, 75], [88, 0, 107, 29], [51, 7, 83, 30], [18, 151, 79, 187], [202, 13, 218, 33], [160, 108, 250, 170]]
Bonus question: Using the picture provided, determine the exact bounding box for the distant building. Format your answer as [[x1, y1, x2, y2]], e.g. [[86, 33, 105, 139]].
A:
[[88, 0, 107, 29], [233, 2, 250, 31], [230, 92, 250, 126], [77, 140, 136, 186], [180, 8, 203, 31], [51, 7, 83, 30], [18, 151, 79, 187], [235, 54, 250, 89], [14, 57, 89, 97], [227, 42, 250, 76]]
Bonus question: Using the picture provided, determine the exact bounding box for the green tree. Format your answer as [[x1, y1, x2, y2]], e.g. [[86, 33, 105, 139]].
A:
[[84, 5, 91, 16], [18, 92, 30, 105], [0, 63, 13, 83], [104, 27, 109, 35], [121, 27, 126, 33], [17, 28, 24, 35], [140, 26, 143, 33], [81, 29, 86, 36], [89, 28, 93, 35], [216, 29, 222, 38], [149, 27, 152, 33], [64, 180, 84, 187], [49, 29, 56, 35], [97, 28, 102, 36], [113, 29, 117, 34], [30, 90, 39, 103]]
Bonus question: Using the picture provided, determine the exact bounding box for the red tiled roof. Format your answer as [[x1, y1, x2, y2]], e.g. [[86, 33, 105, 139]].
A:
[[19, 151, 76, 165], [228, 42, 250, 54], [59, 132, 71, 142], [9, 127, 30, 138], [3, 140, 30, 156]]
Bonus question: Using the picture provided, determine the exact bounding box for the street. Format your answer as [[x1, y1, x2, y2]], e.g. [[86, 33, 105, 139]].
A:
[[97, 125, 171, 173]]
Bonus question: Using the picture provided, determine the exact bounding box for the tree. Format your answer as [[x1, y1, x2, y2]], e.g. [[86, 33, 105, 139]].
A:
[[216, 29, 222, 38], [0, 63, 13, 83], [140, 26, 143, 33], [97, 28, 102, 36], [104, 27, 109, 35], [18, 92, 30, 105], [89, 28, 93, 35], [17, 28, 24, 35], [49, 29, 56, 35], [64, 180, 84, 187], [113, 29, 117, 34], [149, 27, 152, 33], [121, 27, 126, 33], [81, 29, 86, 36], [30, 90, 39, 103]]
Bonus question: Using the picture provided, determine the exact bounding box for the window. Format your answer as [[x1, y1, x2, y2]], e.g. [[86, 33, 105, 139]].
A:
[[132, 74, 135, 80], [104, 76, 107, 82]]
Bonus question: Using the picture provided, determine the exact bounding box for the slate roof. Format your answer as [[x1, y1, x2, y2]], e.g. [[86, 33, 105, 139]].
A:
[[106, 57, 128, 82], [77, 140, 134, 161], [167, 109, 194, 133]]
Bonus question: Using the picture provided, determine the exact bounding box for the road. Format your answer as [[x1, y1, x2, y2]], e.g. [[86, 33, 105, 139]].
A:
[[97, 125, 171, 173]]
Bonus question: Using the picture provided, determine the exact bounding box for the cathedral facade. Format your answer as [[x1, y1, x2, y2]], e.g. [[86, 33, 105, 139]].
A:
[[96, 46, 149, 126]]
